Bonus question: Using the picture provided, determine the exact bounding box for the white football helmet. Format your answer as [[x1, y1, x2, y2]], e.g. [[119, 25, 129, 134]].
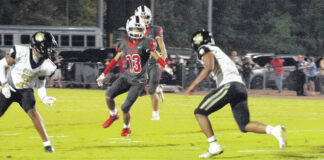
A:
[[126, 15, 146, 39], [134, 5, 152, 28]]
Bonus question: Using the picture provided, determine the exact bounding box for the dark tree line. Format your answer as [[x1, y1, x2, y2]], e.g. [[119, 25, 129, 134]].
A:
[[154, 0, 324, 56], [0, 0, 97, 26]]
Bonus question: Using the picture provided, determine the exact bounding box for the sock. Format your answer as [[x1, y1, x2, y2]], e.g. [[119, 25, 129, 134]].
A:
[[207, 136, 216, 143], [152, 111, 159, 116], [109, 108, 117, 116], [43, 141, 51, 147], [266, 125, 273, 134], [123, 123, 130, 128]]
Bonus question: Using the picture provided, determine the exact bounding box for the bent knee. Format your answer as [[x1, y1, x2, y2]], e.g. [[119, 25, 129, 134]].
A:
[[106, 96, 113, 102], [148, 83, 158, 95], [239, 122, 249, 133], [121, 105, 130, 113], [27, 109, 37, 118], [194, 108, 209, 116]]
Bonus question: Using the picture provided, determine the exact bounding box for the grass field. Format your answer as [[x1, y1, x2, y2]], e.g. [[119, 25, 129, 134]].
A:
[[0, 88, 324, 160]]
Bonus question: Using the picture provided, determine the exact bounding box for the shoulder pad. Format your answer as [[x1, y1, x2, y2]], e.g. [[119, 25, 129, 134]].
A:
[[44, 59, 57, 76], [198, 45, 211, 57]]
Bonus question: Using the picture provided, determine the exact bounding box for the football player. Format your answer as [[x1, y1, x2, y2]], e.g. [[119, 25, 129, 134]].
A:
[[185, 29, 286, 158], [96, 15, 170, 136], [0, 32, 57, 152], [135, 5, 169, 120]]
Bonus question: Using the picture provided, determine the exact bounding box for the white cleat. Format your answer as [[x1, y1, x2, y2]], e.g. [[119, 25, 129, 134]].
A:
[[156, 85, 164, 102], [152, 115, 160, 121], [199, 145, 223, 158], [272, 125, 286, 149]]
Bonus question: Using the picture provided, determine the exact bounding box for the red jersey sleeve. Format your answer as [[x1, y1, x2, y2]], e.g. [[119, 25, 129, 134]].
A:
[[156, 27, 163, 39], [149, 40, 157, 52]]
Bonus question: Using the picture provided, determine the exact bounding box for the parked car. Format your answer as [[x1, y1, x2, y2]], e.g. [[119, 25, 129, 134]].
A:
[[245, 53, 298, 90]]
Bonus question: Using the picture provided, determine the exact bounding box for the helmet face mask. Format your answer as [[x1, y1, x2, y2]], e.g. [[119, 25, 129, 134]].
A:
[[126, 15, 146, 39], [31, 31, 57, 59], [134, 5, 152, 28]]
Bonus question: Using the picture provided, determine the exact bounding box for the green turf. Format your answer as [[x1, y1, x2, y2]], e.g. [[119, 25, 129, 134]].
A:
[[0, 88, 324, 160]]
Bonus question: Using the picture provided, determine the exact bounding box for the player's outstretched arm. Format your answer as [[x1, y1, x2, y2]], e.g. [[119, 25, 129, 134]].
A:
[[37, 78, 56, 106], [96, 52, 123, 87], [157, 37, 167, 60], [150, 50, 173, 75], [185, 52, 214, 94], [0, 55, 16, 98]]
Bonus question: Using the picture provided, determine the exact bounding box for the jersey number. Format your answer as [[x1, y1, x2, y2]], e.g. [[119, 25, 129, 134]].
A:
[[126, 54, 141, 73], [16, 74, 32, 88]]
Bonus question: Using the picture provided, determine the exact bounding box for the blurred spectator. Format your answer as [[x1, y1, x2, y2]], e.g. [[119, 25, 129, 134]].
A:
[[0, 49, 5, 59], [50, 51, 63, 88], [320, 56, 324, 94], [305, 57, 317, 95], [242, 57, 259, 89], [296, 55, 307, 96], [270, 55, 283, 93], [231, 50, 243, 75]]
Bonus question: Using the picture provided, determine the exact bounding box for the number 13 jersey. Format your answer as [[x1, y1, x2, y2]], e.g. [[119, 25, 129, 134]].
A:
[[115, 37, 157, 83]]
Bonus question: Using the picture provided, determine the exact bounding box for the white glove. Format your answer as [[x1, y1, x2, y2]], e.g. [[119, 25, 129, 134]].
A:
[[96, 73, 105, 87], [164, 65, 174, 75], [1, 83, 15, 99], [42, 96, 56, 106]]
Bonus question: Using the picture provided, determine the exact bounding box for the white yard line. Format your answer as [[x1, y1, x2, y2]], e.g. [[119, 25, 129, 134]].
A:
[[107, 138, 143, 143], [237, 149, 279, 153], [0, 133, 22, 136], [29, 135, 68, 139]]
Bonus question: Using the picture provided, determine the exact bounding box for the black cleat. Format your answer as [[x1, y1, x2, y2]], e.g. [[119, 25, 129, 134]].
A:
[[44, 146, 55, 152]]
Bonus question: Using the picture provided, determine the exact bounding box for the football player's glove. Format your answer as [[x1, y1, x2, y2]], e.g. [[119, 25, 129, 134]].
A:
[[1, 83, 15, 99], [164, 65, 174, 75], [96, 73, 105, 87], [41, 96, 56, 106]]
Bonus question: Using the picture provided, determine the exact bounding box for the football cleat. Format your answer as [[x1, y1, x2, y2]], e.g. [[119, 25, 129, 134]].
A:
[[44, 145, 55, 152], [199, 146, 223, 158], [272, 125, 286, 149], [151, 115, 160, 121], [121, 128, 131, 136], [156, 85, 164, 102], [102, 114, 119, 128]]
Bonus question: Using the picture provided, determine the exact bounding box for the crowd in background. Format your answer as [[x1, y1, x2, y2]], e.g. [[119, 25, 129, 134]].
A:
[[230, 51, 324, 96]]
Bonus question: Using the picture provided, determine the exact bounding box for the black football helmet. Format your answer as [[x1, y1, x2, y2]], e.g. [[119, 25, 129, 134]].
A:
[[31, 31, 57, 59], [191, 29, 215, 59]]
